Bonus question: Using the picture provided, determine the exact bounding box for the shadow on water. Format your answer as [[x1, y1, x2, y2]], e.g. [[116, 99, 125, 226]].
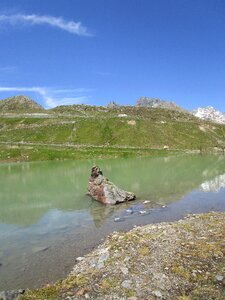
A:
[[0, 154, 225, 290]]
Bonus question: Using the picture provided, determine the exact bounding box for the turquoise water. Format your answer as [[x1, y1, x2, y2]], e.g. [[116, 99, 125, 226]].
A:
[[0, 155, 225, 290]]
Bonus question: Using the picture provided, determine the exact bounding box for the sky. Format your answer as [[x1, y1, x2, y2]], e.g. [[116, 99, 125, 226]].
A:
[[0, 0, 225, 111]]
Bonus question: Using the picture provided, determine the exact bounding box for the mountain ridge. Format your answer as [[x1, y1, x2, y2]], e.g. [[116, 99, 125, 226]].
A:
[[1, 94, 225, 125], [0, 94, 225, 162], [135, 96, 186, 112]]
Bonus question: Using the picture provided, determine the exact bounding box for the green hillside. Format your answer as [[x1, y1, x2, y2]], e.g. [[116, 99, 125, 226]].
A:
[[0, 101, 225, 162]]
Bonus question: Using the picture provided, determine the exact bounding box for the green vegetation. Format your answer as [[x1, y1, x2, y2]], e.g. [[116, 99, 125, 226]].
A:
[[0, 104, 225, 162], [0, 144, 178, 162]]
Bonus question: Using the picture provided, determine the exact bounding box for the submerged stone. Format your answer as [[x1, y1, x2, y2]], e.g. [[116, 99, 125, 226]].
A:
[[114, 217, 125, 222], [32, 246, 49, 253], [87, 166, 136, 205]]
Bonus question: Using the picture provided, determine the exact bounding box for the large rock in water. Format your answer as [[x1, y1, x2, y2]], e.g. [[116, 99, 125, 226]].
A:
[[87, 166, 136, 205]]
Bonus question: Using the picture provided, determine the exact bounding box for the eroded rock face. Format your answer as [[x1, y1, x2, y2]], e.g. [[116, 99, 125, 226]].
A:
[[87, 166, 136, 205]]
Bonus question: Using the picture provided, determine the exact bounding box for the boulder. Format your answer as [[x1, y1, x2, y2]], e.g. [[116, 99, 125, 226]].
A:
[[87, 166, 136, 205]]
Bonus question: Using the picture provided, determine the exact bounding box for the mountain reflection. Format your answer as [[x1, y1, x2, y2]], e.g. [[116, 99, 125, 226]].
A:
[[200, 173, 225, 192]]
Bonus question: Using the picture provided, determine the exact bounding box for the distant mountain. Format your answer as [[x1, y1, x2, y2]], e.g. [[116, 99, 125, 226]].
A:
[[107, 101, 120, 108], [0, 95, 44, 113], [192, 106, 225, 124], [136, 97, 185, 111]]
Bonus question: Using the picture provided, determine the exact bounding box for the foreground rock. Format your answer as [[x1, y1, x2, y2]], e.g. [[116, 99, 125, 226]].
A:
[[20, 212, 225, 300], [0, 289, 25, 300], [87, 166, 136, 205]]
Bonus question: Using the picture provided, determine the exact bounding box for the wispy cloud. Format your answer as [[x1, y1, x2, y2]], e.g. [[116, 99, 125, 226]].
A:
[[0, 86, 91, 108], [0, 14, 93, 36]]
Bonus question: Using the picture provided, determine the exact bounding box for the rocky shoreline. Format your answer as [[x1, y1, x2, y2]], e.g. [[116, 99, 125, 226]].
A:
[[2, 212, 225, 300]]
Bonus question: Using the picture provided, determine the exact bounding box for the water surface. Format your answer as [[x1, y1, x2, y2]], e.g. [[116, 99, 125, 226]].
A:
[[0, 155, 225, 290]]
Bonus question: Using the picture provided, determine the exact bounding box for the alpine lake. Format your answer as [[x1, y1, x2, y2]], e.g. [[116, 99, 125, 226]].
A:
[[0, 154, 225, 291]]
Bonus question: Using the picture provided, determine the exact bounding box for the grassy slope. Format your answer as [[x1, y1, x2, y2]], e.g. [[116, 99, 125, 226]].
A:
[[0, 106, 225, 161]]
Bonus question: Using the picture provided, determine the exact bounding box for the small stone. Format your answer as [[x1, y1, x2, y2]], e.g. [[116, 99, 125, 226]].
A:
[[126, 209, 133, 214], [124, 256, 130, 262], [215, 275, 224, 282], [98, 251, 109, 262], [114, 217, 125, 222], [139, 210, 147, 215], [120, 267, 128, 275], [152, 290, 162, 298], [97, 262, 104, 269], [76, 257, 85, 262], [121, 280, 132, 289], [97, 250, 109, 269], [32, 246, 49, 253], [76, 288, 85, 296], [143, 200, 150, 204], [85, 293, 90, 299], [0, 291, 6, 300]]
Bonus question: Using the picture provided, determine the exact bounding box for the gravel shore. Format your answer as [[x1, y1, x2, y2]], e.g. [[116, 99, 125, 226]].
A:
[[19, 212, 225, 300]]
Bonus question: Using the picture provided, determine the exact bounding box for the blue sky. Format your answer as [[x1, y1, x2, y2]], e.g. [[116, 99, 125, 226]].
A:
[[0, 0, 225, 111]]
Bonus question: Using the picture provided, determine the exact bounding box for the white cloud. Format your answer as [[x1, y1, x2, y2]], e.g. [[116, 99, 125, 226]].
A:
[[0, 86, 90, 108], [0, 14, 92, 36]]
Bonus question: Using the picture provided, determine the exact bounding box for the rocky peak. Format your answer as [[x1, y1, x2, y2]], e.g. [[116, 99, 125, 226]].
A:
[[192, 106, 225, 124], [136, 96, 184, 111], [107, 101, 119, 109]]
